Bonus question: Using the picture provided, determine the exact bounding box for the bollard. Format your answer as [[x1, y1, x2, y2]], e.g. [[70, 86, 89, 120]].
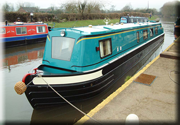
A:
[[125, 114, 139, 125]]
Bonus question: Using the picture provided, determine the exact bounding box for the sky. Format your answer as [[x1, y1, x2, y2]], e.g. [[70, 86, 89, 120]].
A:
[[1, 0, 179, 11]]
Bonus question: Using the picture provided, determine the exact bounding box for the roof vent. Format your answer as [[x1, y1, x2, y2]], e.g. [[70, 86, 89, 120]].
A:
[[89, 25, 92, 28]]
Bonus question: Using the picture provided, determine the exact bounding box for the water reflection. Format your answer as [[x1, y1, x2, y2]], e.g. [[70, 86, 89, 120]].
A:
[[4, 43, 45, 123], [3, 43, 45, 69]]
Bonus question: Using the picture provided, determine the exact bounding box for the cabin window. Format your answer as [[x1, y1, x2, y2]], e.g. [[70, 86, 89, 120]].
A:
[[130, 18, 133, 23], [36, 26, 46, 33], [16, 27, 27, 34], [134, 19, 138, 23], [150, 28, 153, 37], [137, 31, 140, 43], [143, 30, 148, 40], [52, 37, 75, 61], [120, 17, 127, 23], [0, 28, 5, 34], [99, 38, 112, 58], [155, 27, 158, 34]]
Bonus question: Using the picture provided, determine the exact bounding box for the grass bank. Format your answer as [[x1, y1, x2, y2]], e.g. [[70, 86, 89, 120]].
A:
[[46, 19, 120, 28], [46, 16, 159, 28], [148, 15, 159, 20]]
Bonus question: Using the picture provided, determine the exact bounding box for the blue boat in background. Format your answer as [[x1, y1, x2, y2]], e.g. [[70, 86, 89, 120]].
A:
[[18, 17, 164, 108]]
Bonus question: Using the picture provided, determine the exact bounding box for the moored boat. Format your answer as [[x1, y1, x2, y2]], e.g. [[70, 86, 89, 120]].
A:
[[1, 21, 49, 47], [15, 17, 164, 108]]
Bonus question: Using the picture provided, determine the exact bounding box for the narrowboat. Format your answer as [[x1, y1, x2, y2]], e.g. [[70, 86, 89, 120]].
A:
[[1, 21, 49, 47], [15, 17, 164, 108]]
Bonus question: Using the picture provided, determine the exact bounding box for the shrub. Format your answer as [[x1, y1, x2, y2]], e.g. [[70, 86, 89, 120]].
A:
[[4, 12, 149, 23]]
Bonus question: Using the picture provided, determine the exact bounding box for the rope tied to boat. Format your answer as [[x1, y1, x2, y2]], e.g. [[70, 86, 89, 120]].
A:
[[37, 74, 101, 124]]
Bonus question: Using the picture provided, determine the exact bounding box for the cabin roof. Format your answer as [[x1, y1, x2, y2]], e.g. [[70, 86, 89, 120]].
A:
[[2, 22, 47, 27], [73, 26, 109, 33], [71, 22, 159, 34]]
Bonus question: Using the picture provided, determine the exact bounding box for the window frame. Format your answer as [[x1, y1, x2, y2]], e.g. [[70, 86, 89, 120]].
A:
[[99, 38, 112, 59], [16, 27, 27, 35], [137, 31, 140, 43], [155, 27, 158, 34], [0, 28, 6, 34], [150, 28, 154, 37], [36, 26, 46, 33], [143, 30, 148, 40], [51, 36, 75, 61]]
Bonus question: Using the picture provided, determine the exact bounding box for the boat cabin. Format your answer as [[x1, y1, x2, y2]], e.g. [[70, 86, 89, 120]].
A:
[[1, 22, 49, 43], [120, 16, 148, 24], [40, 21, 164, 75]]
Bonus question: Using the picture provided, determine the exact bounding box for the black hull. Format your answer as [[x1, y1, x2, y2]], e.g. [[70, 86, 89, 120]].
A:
[[4, 37, 46, 48], [25, 34, 164, 108]]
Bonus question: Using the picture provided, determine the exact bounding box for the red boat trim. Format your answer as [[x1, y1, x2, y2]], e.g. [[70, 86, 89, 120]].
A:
[[22, 73, 33, 83]]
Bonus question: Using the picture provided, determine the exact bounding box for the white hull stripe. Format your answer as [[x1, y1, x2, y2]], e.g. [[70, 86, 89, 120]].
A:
[[33, 70, 102, 85]]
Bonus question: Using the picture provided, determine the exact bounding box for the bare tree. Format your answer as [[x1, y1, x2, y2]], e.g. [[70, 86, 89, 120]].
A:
[[2, 3, 15, 12], [16, 2, 36, 11], [110, 5, 115, 12], [78, 1, 87, 19], [86, 2, 94, 13], [86, 1, 103, 13], [160, 1, 180, 17], [121, 3, 133, 12], [63, 1, 78, 13], [60, 0, 103, 14]]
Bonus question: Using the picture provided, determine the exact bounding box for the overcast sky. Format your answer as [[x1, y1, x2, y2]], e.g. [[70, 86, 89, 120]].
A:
[[1, 0, 179, 11]]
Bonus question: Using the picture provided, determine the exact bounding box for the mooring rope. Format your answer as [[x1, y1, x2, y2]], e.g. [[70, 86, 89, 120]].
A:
[[169, 70, 179, 85], [38, 74, 101, 124]]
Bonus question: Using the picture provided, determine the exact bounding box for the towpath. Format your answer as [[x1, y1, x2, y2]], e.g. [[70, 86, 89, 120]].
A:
[[75, 39, 179, 124]]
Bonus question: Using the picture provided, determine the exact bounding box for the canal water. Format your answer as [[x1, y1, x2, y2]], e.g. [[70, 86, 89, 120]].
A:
[[1, 18, 176, 124]]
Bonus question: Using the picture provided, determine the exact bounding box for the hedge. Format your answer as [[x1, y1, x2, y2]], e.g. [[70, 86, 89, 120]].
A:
[[56, 12, 149, 21], [4, 12, 149, 22], [4, 12, 55, 22]]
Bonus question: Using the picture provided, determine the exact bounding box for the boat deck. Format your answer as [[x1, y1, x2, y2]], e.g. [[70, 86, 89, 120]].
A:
[[75, 41, 178, 124]]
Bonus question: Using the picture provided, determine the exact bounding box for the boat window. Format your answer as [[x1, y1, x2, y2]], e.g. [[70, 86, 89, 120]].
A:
[[143, 30, 148, 40], [131, 18, 133, 23], [155, 27, 158, 34], [133, 18, 138, 23], [120, 17, 127, 23], [36, 26, 46, 33], [140, 19, 143, 22], [137, 31, 140, 43], [0, 28, 5, 34], [52, 37, 75, 61], [99, 38, 112, 58], [16, 27, 27, 34], [150, 28, 153, 37]]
